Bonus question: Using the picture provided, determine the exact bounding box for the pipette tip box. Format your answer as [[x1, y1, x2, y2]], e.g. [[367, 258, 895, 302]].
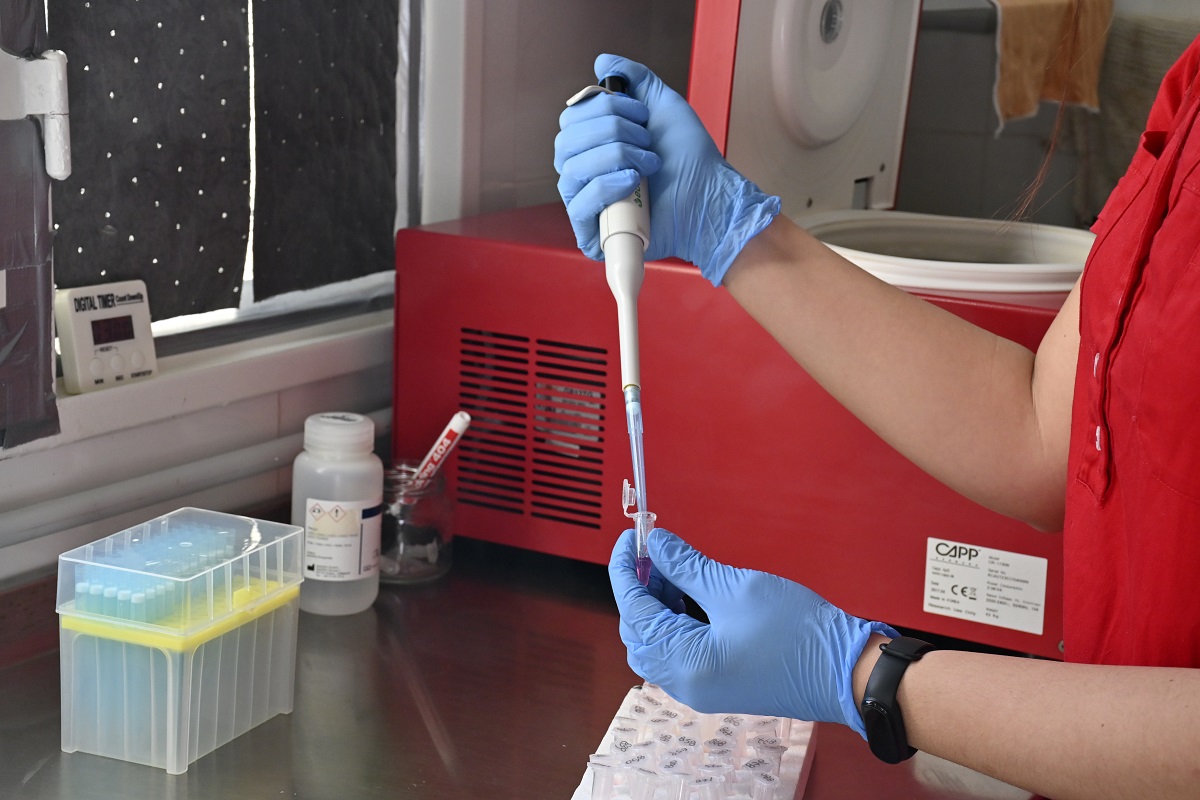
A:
[[55, 508, 304, 774]]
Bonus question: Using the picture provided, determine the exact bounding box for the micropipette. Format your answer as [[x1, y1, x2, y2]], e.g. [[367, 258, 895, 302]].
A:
[[566, 74, 655, 584]]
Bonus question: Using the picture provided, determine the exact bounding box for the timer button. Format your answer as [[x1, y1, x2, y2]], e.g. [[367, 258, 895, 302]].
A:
[[131, 350, 145, 369], [90, 358, 105, 378], [110, 354, 125, 373]]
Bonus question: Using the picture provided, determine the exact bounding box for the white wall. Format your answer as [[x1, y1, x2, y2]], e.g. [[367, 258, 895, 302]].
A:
[[897, 24, 1083, 227], [1114, 0, 1200, 20], [0, 311, 393, 585], [421, 0, 695, 224]]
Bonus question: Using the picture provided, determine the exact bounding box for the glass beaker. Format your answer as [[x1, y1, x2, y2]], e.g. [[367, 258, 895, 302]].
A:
[[378, 460, 453, 583]]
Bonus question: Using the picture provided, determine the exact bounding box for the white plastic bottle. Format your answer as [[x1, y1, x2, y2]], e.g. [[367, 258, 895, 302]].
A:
[[292, 412, 384, 615]]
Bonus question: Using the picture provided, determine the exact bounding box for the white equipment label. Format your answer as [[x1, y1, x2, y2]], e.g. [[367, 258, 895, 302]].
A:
[[924, 538, 1047, 635], [304, 497, 382, 581]]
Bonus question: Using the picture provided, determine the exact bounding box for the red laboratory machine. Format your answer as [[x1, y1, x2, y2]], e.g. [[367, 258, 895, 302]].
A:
[[394, 0, 1085, 659]]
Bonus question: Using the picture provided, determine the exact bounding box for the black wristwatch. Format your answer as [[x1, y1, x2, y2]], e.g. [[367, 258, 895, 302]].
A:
[[861, 636, 935, 764]]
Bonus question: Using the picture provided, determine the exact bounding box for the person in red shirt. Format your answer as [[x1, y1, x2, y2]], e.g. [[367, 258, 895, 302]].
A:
[[554, 33, 1200, 800]]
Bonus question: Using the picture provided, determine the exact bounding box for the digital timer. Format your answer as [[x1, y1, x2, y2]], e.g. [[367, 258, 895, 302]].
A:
[[53, 279, 157, 394]]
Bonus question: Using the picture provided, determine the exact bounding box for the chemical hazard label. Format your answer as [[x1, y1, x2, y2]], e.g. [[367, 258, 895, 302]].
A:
[[304, 496, 382, 581], [923, 537, 1047, 635]]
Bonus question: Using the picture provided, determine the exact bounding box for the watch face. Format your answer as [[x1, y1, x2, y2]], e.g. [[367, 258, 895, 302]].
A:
[[862, 700, 912, 764], [863, 638, 930, 764], [862, 700, 889, 727]]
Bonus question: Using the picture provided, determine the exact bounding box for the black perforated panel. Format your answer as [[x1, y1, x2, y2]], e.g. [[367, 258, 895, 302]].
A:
[[47, 1, 252, 320], [251, 0, 398, 300]]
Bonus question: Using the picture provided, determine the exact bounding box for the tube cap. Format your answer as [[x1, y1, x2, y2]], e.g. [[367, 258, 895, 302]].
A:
[[303, 412, 375, 454]]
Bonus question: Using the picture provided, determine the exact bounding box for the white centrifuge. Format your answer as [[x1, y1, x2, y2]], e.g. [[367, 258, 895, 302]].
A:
[[718, 0, 1094, 292]]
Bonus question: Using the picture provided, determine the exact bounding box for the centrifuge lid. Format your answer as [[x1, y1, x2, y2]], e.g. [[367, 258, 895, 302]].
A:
[[724, 0, 922, 217]]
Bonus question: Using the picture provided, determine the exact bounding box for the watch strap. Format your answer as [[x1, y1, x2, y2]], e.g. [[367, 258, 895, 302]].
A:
[[861, 636, 934, 764]]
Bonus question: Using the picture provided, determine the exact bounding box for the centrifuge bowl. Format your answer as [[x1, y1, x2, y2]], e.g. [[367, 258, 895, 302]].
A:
[[796, 209, 1095, 292]]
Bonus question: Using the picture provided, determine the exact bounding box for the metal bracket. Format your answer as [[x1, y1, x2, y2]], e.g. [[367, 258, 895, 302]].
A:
[[0, 49, 72, 180]]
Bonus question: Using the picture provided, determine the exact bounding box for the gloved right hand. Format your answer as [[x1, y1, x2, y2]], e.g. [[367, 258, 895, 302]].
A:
[[609, 527, 897, 738], [554, 54, 781, 287]]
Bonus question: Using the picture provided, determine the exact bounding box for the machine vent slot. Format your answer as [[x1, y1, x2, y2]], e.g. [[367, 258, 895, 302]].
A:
[[455, 331, 610, 528], [457, 329, 530, 515], [529, 339, 609, 529]]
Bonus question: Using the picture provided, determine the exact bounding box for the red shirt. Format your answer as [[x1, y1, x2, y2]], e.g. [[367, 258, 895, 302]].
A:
[[1065, 34, 1200, 667]]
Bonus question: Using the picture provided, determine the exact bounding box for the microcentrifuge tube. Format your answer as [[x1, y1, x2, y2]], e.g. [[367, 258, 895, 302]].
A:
[[755, 743, 787, 774], [647, 717, 674, 742], [720, 716, 745, 748], [714, 725, 741, 755], [675, 734, 699, 753], [699, 761, 734, 786], [752, 771, 780, 800], [690, 775, 725, 800], [664, 746, 692, 768], [750, 735, 782, 750], [621, 754, 650, 773], [612, 726, 639, 746], [703, 737, 732, 754], [620, 479, 656, 586], [658, 758, 691, 800], [588, 761, 615, 800], [630, 767, 660, 800], [652, 732, 675, 752], [616, 754, 650, 799], [611, 739, 635, 756], [628, 741, 656, 762], [750, 718, 780, 739]]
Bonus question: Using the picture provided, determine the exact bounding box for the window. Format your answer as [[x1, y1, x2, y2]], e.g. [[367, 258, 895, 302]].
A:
[[47, 0, 401, 323]]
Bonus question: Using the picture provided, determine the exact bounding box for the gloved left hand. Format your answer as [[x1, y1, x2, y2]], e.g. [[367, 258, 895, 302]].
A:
[[610, 527, 897, 738]]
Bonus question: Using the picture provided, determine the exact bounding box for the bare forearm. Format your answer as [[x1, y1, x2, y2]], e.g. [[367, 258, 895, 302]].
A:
[[723, 216, 1069, 527], [851, 634, 1200, 799]]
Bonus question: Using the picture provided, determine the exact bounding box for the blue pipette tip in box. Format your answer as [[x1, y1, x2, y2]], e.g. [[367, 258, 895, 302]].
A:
[[54, 508, 305, 774]]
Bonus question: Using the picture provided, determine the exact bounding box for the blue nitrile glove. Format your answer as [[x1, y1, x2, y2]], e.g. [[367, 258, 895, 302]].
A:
[[554, 54, 781, 287], [609, 528, 897, 738]]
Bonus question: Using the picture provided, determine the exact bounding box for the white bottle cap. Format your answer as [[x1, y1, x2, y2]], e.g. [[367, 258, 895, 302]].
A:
[[304, 412, 375, 454]]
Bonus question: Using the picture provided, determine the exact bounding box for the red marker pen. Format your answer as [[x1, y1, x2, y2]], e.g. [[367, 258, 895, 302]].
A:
[[411, 411, 471, 490]]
